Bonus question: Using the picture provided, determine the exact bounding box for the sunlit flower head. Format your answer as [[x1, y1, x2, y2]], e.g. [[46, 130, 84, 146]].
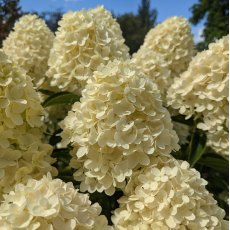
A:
[[0, 174, 112, 230], [132, 48, 171, 103], [140, 16, 195, 78], [3, 14, 54, 88], [0, 51, 57, 198], [112, 154, 228, 230], [167, 35, 229, 156], [46, 6, 129, 93], [60, 59, 179, 195]]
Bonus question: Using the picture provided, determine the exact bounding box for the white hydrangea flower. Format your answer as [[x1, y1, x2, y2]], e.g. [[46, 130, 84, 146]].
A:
[[0, 51, 57, 198], [167, 36, 229, 156], [0, 174, 112, 230], [132, 48, 171, 103], [139, 16, 195, 79], [0, 52, 45, 129], [60, 60, 179, 195], [0, 126, 57, 197], [46, 6, 129, 93], [112, 154, 228, 230], [2, 14, 54, 88], [207, 126, 229, 156]]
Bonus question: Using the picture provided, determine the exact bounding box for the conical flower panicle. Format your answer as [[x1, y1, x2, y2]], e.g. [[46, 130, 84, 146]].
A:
[[167, 35, 229, 156], [3, 14, 54, 88], [61, 59, 179, 195], [139, 16, 195, 78], [46, 6, 129, 93], [112, 154, 228, 230], [0, 51, 57, 197], [0, 174, 112, 230]]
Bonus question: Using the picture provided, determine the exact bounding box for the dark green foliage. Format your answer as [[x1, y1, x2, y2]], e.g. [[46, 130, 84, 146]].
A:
[[90, 191, 123, 225], [42, 91, 81, 107], [198, 153, 229, 174], [187, 129, 207, 167], [116, 14, 142, 55], [196, 155, 229, 219], [189, 0, 229, 50], [116, 0, 157, 54], [0, 0, 22, 46], [138, 0, 157, 28]]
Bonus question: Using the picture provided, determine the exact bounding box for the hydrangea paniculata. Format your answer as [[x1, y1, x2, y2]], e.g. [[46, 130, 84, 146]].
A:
[[112, 154, 228, 230], [46, 6, 129, 93], [0, 174, 112, 230], [139, 16, 195, 79], [3, 14, 54, 88], [0, 51, 57, 197], [132, 48, 171, 103], [167, 36, 229, 156], [60, 60, 179, 195]]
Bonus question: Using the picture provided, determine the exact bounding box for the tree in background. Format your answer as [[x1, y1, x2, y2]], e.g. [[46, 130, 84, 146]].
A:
[[0, 0, 22, 46], [190, 0, 229, 51], [117, 0, 157, 54], [40, 9, 63, 32], [138, 0, 157, 28]]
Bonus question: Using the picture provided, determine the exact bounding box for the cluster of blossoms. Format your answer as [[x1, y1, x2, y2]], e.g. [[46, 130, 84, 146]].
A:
[[0, 6, 228, 228], [112, 154, 228, 230], [132, 48, 171, 103], [2, 15, 54, 88], [0, 174, 112, 230], [46, 6, 129, 94], [61, 59, 179, 195], [0, 51, 57, 197], [136, 16, 195, 78], [167, 36, 229, 156]]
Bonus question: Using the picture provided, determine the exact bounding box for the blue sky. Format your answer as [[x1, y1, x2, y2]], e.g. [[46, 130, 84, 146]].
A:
[[19, 0, 204, 43]]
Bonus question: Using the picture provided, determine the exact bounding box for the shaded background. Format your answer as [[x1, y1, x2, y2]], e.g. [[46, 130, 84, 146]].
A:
[[0, 0, 229, 52]]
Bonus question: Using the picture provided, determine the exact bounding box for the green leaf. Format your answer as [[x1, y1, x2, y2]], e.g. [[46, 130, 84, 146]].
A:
[[190, 133, 206, 167], [38, 89, 55, 96], [42, 92, 80, 107], [198, 155, 229, 174]]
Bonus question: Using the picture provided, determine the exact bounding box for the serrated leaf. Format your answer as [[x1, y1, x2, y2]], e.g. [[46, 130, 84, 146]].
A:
[[42, 92, 80, 107]]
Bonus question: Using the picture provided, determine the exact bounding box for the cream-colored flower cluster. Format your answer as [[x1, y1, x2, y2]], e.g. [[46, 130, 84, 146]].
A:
[[207, 127, 229, 157], [138, 16, 195, 79], [3, 14, 54, 88], [46, 6, 129, 93], [167, 36, 229, 156], [0, 52, 44, 129], [132, 48, 171, 102], [0, 51, 57, 197], [60, 60, 179, 195], [0, 174, 112, 230], [112, 154, 228, 230]]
